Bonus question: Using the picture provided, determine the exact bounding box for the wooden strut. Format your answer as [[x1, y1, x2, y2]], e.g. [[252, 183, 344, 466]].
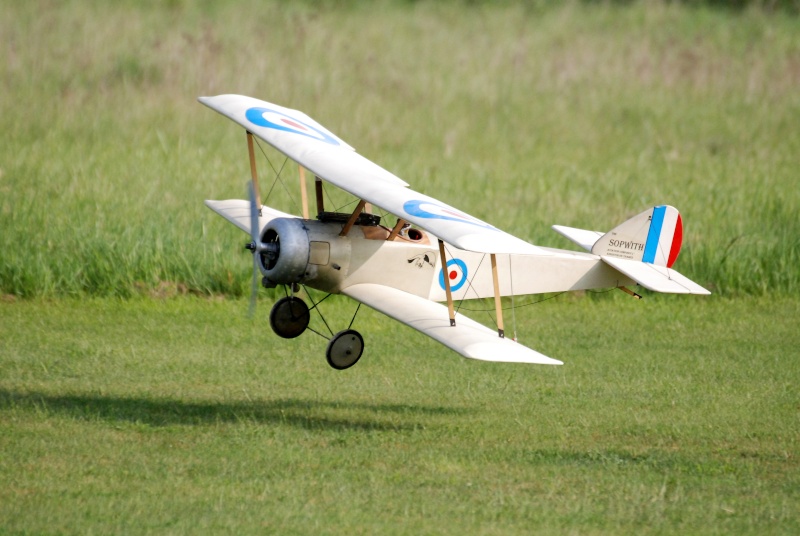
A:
[[438, 239, 456, 326], [246, 132, 261, 212], [387, 218, 406, 241], [299, 166, 309, 219], [491, 253, 505, 338], [340, 199, 367, 237], [314, 176, 324, 215], [618, 286, 643, 299]]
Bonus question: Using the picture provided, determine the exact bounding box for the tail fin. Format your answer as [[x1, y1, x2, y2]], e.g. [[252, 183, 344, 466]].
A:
[[591, 205, 683, 267], [553, 206, 710, 295]]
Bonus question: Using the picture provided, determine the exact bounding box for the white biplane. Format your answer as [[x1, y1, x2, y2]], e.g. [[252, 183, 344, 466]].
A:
[[200, 94, 710, 370]]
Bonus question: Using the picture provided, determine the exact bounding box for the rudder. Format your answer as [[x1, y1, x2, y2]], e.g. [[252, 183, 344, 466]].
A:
[[591, 205, 683, 267]]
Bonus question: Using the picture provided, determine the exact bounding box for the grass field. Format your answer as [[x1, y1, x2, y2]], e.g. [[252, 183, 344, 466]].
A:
[[1, 295, 798, 534], [2, 0, 799, 533]]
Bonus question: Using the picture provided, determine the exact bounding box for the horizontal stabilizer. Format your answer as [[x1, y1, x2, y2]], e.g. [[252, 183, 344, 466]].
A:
[[205, 199, 295, 235], [552, 225, 604, 252], [342, 283, 562, 365], [602, 256, 710, 295]]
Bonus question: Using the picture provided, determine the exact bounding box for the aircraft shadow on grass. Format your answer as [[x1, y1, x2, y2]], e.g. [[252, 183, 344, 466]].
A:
[[0, 388, 468, 432]]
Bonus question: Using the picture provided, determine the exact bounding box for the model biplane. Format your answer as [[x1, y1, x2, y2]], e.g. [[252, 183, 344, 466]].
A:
[[200, 94, 710, 370]]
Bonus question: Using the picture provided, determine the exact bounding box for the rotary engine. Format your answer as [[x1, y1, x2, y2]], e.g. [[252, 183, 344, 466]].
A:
[[256, 218, 311, 288]]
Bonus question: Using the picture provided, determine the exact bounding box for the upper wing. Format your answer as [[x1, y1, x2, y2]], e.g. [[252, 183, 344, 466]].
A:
[[342, 283, 562, 365], [199, 94, 549, 256]]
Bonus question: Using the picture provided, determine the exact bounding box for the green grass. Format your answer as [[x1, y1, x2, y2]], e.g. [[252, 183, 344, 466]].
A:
[[2, 1, 799, 533], [2, 0, 799, 297], [1, 295, 798, 533]]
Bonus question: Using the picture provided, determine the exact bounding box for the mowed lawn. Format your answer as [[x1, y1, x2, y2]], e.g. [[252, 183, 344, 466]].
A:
[[1, 295, 797, 534]]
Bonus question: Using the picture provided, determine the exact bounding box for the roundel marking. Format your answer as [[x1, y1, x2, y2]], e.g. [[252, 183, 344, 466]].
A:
[[438, 258, 468, 292], [245, 107, 340, 146], [403, 200, 497, 230]]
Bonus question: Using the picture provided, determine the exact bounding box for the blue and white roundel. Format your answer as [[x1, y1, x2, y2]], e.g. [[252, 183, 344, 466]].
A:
[[245, 107, 340, 146], [404, 199, 496, 230], [439, 258, 468, 292]]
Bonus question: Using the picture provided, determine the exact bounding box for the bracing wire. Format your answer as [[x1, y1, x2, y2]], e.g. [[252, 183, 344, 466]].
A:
[[509, 254, 517, 340], [320, 182, 363, 214], [454, 291, 568, 313], [441, 245, 502, 331], [253, 138, 301, 215]]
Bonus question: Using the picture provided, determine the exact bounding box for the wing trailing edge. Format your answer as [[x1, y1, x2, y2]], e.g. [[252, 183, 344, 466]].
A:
[[342, 283, 562, 365]]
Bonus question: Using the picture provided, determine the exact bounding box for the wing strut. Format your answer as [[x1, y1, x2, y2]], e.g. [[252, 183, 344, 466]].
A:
[[490, 253, 505, 338], [340, 199, 368, 237], [246, 132, 261, 213], [438, 240, 456, 326], [299, 165, 309, 219], [387, 218, 407, 241], [315, 176, 324, 215]]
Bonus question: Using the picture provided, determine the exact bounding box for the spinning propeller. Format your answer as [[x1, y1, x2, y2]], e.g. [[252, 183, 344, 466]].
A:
[[245, 181, 277, 315]]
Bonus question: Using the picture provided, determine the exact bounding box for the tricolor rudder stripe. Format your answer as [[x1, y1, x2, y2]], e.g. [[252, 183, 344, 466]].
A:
[[590, 204, 684, 266], [642, 205, 683, 267]]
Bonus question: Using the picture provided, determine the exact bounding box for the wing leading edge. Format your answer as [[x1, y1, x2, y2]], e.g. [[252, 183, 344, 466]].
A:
[[342, 283, 562, 365], [199, 94, 549, 257]]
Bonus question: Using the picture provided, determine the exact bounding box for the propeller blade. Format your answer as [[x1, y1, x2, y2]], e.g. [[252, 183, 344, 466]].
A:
[[248, 180, 261, 317], [248, 180, 260, 247], [249, 253, 259, 318]]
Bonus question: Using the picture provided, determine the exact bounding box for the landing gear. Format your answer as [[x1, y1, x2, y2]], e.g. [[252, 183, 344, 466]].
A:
[[269, 293, 364, 369], [269, 296, 310, 339], [325, 329, 364, 370]]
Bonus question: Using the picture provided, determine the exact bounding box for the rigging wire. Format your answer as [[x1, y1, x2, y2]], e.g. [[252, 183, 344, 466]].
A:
[[320, 181, 363, 214], [253, 138, 300, 215], [453, 291, 568, 312], [509, 254, 517, 340], [454, 286, 616, 313], [442, 245, 502, 331], [449, 247, 486, 316]]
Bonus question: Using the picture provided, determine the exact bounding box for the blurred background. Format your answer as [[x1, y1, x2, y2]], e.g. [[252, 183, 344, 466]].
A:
[[2, 0, 798, 297]]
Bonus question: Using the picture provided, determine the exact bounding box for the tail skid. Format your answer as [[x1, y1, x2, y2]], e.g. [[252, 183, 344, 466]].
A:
[[553, 205, 710, 295]]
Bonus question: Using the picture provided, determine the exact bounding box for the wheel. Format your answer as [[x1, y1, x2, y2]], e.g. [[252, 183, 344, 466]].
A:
[[325, 329, 364, 370], [269, 296, 310, 339]]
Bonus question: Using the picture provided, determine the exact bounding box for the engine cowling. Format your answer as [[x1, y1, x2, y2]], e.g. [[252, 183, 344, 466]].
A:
[[257, 218, 310, 287]]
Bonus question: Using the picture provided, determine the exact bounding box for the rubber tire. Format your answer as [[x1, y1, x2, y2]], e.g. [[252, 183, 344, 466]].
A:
[[269, 297, 310, 339], [325, 329, 364, 370]]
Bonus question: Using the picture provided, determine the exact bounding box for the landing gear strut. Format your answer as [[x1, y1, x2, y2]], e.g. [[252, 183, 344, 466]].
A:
[[269, 293, 364, 370]]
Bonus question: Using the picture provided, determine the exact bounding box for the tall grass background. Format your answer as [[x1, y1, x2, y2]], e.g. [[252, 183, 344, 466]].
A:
[[1, 0, 799, 298]]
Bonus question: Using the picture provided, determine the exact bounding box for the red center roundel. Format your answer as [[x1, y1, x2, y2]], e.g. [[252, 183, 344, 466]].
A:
[[439, 259, 468, 292], [281, 118, 307, 131]]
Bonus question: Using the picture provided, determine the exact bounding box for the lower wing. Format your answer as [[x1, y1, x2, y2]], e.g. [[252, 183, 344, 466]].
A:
[[204, 199, 295, 234], [341, 283, 562, 365]]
